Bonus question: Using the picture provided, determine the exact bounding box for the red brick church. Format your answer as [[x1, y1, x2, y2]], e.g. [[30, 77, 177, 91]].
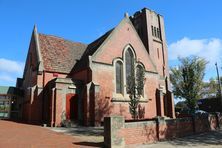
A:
[[16, 8, 175, 126]]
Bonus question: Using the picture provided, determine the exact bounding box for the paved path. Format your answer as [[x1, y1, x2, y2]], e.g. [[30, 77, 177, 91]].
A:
[[0, 120, 102, 148], [49, 126, 104, 147], [129, 130, 222, 148], [51, 126, 222, 148], [1, 120, 222, 148]]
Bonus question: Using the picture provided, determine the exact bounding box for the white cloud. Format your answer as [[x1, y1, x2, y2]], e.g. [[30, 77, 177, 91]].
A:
[[168, 37, 222, 69], [0, 58, 24, 74], [0, 74, 14, 82], [0, 58, 24, 86]]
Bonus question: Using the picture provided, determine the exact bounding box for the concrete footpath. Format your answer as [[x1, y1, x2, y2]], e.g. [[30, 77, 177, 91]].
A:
[[50, 126, 222, 148], [129, 130, 222, 148], [49, 126, 104, 147]]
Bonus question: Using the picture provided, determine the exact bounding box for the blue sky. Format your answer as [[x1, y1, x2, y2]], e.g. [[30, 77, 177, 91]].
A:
[[1, 0, 222, 86]]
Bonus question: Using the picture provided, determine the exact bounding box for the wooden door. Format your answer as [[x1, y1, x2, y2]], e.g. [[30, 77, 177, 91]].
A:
[[66, 94, 78, 120]]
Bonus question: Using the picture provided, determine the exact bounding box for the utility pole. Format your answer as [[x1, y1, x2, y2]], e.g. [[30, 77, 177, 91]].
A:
[[215, 62, 222, 109]]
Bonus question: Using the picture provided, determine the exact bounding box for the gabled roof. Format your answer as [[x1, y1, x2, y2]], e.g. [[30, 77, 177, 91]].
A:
[[36, 29, 113, 74], [72, 29, 114, 71], [82, 29, 113, 57], [35, 15, 156, 74], [38, 34, 88, 73], [91, 16, 157, 72]]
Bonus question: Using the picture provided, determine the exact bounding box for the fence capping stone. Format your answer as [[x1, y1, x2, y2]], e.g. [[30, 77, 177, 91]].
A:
[[104, 113, 222, 147]]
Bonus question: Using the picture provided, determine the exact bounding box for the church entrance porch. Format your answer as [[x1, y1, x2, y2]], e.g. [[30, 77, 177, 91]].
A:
[[66, 93, 78, 121]]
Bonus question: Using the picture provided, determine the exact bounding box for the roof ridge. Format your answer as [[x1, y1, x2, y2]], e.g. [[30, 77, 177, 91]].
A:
[[38, 33, 88, 46]]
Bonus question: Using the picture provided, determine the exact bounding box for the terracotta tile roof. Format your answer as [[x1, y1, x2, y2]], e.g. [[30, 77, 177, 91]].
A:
[[38, 34, 88, 73], [38, 29, 113, 74]]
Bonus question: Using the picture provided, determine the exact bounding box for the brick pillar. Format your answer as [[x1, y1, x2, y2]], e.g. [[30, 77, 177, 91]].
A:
[[54, 88, 63, 126], [83, 82, 92, 126], [155, 116, 166, 140], [167, 91, 176, 118], [37, 86, 43, 122], [104, 116, 125, 148], [86, 82, 101, 126], [94, 83, 100, 126], [28, 86, 35, 123], [50, 88, 55, 127], [156, 89, 164, 117]]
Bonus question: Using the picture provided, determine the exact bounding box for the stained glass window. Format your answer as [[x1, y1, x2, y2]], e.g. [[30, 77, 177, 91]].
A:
[[116, 61, 123, 94]]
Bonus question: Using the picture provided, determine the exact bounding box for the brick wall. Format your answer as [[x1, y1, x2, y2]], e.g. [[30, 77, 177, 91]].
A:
[[104, 114, 222, 147], [158, 118, 193, 140], [120, 121, 157, 145]]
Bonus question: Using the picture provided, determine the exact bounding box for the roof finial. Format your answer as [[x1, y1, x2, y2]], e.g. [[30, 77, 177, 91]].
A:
[[33, 24, 38, 34], [124, 12, 129, 18]]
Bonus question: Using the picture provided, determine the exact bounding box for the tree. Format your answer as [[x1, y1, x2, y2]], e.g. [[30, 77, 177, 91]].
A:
[[170, 56, 207, 112], [200, 77, 222, 112], [201, 78, 218, 98], [127, 66, 145, 120], [175, 101, 188, 112]]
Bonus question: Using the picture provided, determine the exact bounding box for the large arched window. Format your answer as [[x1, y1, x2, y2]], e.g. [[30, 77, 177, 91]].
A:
[[116, 61, 123, 94], [125, 48, 134, 85], [114, 45, 146, 97]]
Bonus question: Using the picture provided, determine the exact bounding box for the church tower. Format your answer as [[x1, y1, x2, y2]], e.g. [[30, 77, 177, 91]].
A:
[[130, 8, 174, 118], [130, 8, 169, 78]]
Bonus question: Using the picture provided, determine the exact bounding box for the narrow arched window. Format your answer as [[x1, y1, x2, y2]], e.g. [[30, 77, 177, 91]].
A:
[[136, 65, 144, 96], [125, 48, 134, 86], [116, 61, 123, 94]]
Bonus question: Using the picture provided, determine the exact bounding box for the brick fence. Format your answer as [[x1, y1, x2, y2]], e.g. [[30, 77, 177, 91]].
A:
[[104, 113, 222, 147]]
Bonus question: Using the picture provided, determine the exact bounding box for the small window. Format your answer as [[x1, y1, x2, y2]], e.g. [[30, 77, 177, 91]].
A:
[[154, 27, 157, 37], [151, 26, 154, 36], [157, 28, 160, 38], [158, 28, 162, 39], [116, 61, 123, 94], [157, 48, 160, 59], [163, 66, 165, 76]]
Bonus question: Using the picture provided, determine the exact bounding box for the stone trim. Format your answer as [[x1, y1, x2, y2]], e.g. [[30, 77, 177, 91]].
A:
[[153, 38, 163, 44], [54, 78, 74, 84], [113, 58, 124, 95], [125, 120, 156, 128], [92, 60, 158, 74], [33, 25, 44, 72], [111, 97, 148, 103], [92, 60, 113, 66], [112, 45, 149, 101]]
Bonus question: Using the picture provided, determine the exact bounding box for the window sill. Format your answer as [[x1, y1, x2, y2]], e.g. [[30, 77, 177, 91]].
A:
[[153, 38, 162, 43], [111, 94, 148, 103]]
